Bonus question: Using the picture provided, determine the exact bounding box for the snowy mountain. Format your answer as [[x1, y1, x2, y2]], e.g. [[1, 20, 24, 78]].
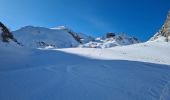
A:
[[13, 26, 139, 49], [1, 10, 170, 100], [13, 26, 94, 48], [151, 11, 170, 42], [80, 33, 140, 48]]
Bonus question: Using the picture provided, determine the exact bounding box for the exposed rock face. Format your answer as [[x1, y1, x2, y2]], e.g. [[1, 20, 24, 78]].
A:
[[0, 22, 22, 45], [106, 32, 116, 38], [0, 22, 14, 42], [151, 11, 170, 42], [52, 26, 94, 44]]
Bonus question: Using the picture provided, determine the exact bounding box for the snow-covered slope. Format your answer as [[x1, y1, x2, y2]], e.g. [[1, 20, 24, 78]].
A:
[[13, 26, 94, 48], [0, 41, 170, 100], [60, 41, 170, 65], [51, 26, 94, 44], [80, 33, 140, 48], [13, 26, 80, 48]]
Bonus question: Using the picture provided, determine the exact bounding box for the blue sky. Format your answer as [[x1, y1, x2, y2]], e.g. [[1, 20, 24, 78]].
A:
[[0, 0, 170, 41]]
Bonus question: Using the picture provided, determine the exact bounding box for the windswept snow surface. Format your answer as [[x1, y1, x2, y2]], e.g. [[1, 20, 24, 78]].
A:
[[0, 41, 170, 100], [60, 41, 170, 65]]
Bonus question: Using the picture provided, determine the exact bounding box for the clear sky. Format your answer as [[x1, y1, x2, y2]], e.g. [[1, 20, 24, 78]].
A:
[[0, 0, 170, 41]]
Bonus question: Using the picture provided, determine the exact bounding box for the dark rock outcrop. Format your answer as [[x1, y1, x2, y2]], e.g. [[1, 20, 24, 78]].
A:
[[0, 22, 22, 45], [106, 32, 116, 38], [151, 11, 170, 42]]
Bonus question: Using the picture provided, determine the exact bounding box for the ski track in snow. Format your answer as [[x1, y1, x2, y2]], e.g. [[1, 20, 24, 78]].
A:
[[0, 41, 170, 100], [160, 81, 170, 100]]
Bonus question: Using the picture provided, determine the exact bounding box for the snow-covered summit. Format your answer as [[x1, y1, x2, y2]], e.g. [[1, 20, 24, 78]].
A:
[[151, 10, 170, 42], [13, 26, 93, 48], [51, 26, 94, 44]]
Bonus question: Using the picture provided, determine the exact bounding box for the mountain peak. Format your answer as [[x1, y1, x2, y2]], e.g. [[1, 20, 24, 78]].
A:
[[151, 10, 170, 42], [81, 32, 140, 48]]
